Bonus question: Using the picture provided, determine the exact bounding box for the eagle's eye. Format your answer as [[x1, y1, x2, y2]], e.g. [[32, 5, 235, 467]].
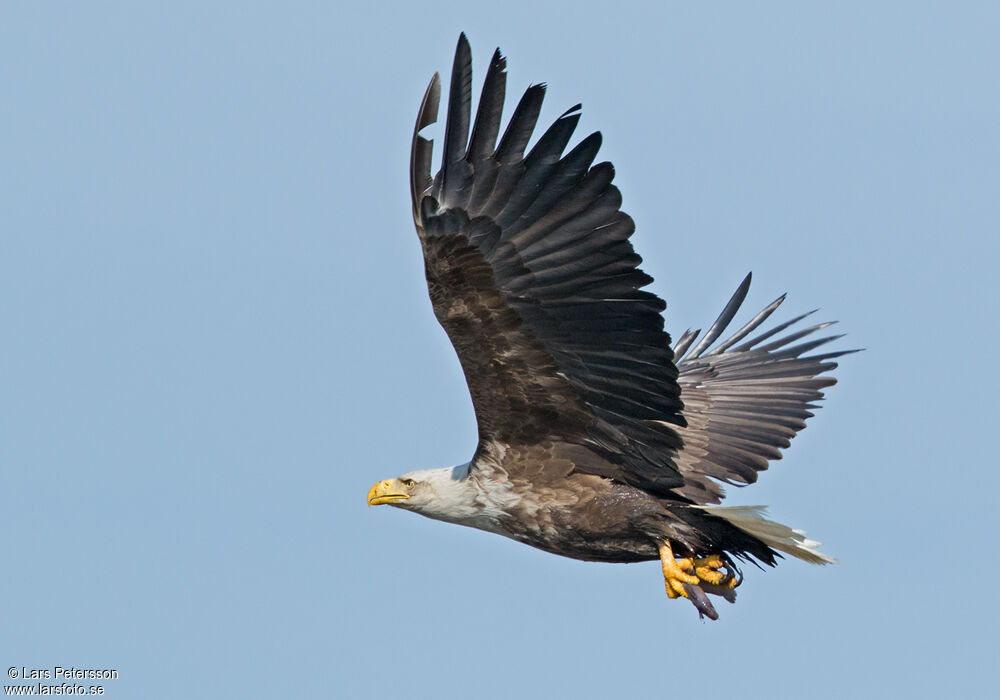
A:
[[402, 478, 415, 488]]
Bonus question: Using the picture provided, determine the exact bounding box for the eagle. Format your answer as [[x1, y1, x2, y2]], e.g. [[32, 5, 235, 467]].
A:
[[368, 34, 852, 619]]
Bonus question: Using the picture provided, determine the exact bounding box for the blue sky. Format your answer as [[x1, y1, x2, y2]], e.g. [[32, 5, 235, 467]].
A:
[[2, 2, 997, 698]]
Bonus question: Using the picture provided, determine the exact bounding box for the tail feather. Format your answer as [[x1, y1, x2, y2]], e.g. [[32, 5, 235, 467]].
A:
[[700, 505, 836, 565]]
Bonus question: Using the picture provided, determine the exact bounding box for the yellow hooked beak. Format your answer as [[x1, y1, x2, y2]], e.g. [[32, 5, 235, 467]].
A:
[[367, 478, 412, 506]]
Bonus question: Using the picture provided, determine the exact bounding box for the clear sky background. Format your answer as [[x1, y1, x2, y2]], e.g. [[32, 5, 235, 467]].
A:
[[2, 2, 997, 698]]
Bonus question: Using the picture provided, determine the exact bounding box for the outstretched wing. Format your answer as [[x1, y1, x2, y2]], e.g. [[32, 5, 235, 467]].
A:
[[669, 273, 857, 504], [410, 35, 685, 495]]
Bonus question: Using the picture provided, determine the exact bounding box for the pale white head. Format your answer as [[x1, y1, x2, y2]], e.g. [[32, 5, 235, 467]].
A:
[[367, 463, 485, 526]]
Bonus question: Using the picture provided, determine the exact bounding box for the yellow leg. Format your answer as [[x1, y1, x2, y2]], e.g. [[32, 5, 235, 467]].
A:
[[658, 542, 700, 599]]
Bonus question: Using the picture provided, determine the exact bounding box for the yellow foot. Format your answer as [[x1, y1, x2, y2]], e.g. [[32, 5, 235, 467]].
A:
[[689, 554, 739, 589], [658, 542, 700, 599], [658, 544, 739, 599]]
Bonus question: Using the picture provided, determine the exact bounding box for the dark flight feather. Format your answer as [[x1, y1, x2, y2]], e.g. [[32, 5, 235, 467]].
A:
[[410, 74, 440, 224], [683, 272, 752, 360], [672, 279, 857, 504]]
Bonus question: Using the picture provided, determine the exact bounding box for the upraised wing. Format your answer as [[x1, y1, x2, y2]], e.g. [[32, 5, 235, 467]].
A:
[[669, 274, 856, 504], [410, 35, 686, 495]]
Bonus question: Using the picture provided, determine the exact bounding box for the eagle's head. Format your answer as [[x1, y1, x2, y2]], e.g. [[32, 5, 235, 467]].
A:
[[367, 463, 497, 529]]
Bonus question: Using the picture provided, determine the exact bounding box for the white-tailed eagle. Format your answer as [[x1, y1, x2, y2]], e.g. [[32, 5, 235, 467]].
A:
[[368, 34, 852, 619]]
